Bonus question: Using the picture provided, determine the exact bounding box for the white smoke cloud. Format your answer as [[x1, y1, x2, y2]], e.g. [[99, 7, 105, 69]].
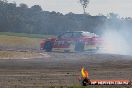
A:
[[100, 29, 132, 55]]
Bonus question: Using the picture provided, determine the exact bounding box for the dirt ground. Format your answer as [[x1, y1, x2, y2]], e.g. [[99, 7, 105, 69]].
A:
[[0, 52, 132, 88]]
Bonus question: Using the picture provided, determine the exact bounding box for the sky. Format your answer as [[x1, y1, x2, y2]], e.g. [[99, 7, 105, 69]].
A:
[[7, 0, 132, 17]]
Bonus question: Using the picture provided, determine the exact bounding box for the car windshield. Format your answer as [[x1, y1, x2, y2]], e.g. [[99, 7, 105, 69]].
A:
[[82, 32, 91, 37]]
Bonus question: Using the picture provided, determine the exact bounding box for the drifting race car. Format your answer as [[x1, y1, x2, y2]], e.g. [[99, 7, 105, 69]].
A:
[[40, 31, 102, 52]]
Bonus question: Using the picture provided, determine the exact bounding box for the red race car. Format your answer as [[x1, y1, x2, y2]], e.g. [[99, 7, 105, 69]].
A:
[[40, 31, 102, 52]]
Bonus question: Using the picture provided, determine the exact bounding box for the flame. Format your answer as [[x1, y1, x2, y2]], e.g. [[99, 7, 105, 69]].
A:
[[81, 67, 89, 78]]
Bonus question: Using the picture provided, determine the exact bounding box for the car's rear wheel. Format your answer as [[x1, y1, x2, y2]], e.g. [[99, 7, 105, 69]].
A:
[[44, 41, 53, 52], [75, 42, 84, 52]]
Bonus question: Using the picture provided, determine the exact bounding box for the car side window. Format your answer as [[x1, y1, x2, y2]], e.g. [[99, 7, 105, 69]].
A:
[[72, 32, 82, 38], [60, 32, 73, 39]]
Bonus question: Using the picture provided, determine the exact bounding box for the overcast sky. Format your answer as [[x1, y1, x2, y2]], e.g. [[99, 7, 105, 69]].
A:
[[7, 0, 132, 17]]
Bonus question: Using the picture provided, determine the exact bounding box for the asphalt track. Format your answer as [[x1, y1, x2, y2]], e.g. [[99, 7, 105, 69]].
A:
[[0, 53, 132, 87]]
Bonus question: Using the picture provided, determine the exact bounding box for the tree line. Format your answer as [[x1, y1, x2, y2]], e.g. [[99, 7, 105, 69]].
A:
[[0, 0, 132, 35]]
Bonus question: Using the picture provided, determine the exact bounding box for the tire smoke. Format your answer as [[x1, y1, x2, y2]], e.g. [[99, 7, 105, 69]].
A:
[[100, 30, 132, 55]]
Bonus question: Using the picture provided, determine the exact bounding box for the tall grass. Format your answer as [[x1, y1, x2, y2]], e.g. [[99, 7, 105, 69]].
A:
[[0, 32, 55, 50], [0, 32, 55, 39]]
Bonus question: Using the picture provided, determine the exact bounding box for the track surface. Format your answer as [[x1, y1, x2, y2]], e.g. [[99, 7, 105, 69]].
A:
[[0, 52, 132, 87]]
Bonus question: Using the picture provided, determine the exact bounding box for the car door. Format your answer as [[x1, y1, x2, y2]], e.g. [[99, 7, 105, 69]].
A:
[[53, 32, 73, 48]]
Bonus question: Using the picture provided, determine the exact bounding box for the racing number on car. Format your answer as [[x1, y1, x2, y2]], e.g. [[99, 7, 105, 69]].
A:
[[54, 41, 71, 46]]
